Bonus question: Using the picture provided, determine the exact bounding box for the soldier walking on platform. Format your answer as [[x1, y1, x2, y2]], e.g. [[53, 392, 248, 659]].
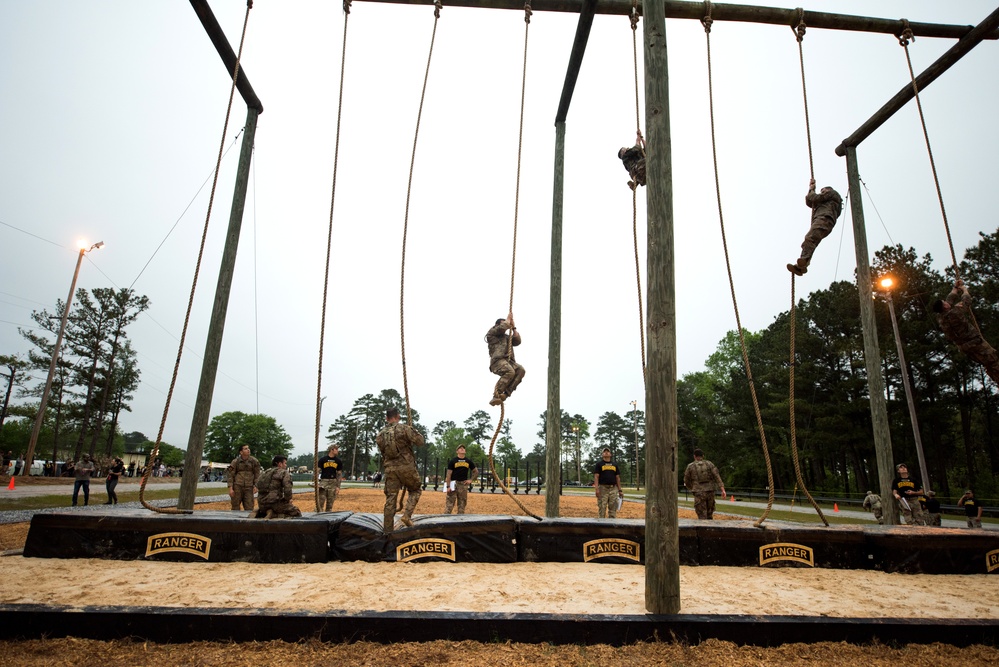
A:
[[227, 444, 261, 511], [683, 448, 726, 520], [254, 455, 301, 519], [376, 407, 426, 533]]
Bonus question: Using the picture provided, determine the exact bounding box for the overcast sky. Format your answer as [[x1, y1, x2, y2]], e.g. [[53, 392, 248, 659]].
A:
[[1, 1, 996, 461]]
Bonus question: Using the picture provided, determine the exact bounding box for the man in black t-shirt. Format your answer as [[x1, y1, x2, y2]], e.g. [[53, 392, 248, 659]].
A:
[[317, 445, 344, 512], [593, 448, 623, 519], [959, 490, 983, 529], [891, 463, 926, 526], [444, 446, 478, 515], [923, 491, 942, 526]]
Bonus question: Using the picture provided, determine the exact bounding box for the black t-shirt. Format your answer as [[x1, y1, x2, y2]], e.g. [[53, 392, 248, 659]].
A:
[[594, 460, 620, 486], [447, 457, 476, 482], [892, 475, 922, 501], [318, 455, 343, 480], [961, 496, 981, 518], [107, 462, 125, 481], [924, 497, 941, 513]]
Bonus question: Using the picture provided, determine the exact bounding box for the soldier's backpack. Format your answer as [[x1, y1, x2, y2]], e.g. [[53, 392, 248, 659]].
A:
[[256, 467, 280, 497]]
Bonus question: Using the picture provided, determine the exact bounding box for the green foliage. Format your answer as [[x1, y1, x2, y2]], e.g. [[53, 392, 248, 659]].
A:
[[141, 440, 185, 467], [204, 411, 292, 466]]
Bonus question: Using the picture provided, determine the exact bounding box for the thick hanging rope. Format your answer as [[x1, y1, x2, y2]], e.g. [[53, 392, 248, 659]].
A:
[[701, 2, 775, 526], [485, 2, 540, 521], [399, 0, 443, 427], [313, 0, 353, 511], [897, 20, 960, 283], [792, 8, 815, 182], [140, 0, 254, 514], [788, 274, 829, 526], [394, 0, 444, 515], [630, 0, 647, 385]]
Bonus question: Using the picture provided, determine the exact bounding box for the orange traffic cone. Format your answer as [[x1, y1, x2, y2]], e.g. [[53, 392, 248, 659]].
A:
[[833, 503, 839, 512], [7, 476, 14, 490], [729, 495, 734, 502]]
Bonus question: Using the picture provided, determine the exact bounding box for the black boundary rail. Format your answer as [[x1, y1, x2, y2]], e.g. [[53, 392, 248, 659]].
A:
[[0, 605, 996, 646]]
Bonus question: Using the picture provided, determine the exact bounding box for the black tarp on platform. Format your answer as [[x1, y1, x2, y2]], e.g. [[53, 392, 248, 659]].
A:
[[23, 509, 350, 563], [332, 513, 518, 563], [696, 521, 872, 569], [515, 516, 648, 564]]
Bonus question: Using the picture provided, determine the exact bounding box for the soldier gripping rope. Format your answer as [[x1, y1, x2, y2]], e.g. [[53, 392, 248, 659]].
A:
[[227, 444, 261, 511], [485, 312, 525, 407], [617, 142, 646, 190], [253, 455, 301, 519], [787, 179, 843, 276], [683, 448, 726, 520], [376, 407, 425, 533], [932, 280, 999, 384]]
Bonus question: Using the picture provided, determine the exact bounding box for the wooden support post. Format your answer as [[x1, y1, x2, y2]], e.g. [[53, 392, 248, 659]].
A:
[[545, 121, 565, 518], [642, 0, 680, 615], [845, 145, 898, 526], [178, 106, 259, 511]]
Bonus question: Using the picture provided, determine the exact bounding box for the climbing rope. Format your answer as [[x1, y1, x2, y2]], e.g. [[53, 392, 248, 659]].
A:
[[399, 0, 443, 425], [792, 8, 815, 182], [140, 0, 254, 514], [630, 0, 647, 385], [701, 1, 775, 526], [313, 0, 353, 511], [788, 274, 829, 526], [485, 2, 540, 521], [897, 20, 960, 282]]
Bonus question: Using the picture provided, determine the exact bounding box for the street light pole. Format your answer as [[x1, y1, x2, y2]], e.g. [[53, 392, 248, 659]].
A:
[[631, 400, 639, 490], [22, 241, 103, 475], [572, 424, 580, 483], [880, 277, 931, 492]]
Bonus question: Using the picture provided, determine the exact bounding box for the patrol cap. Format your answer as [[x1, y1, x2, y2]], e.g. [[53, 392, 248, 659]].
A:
[[895, 462, 907, 470]]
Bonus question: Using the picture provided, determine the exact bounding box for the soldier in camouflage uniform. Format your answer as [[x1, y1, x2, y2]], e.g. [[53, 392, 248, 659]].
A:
[[617, 142, 646, 190], [862, 490, 884, 524], [932, 280, 999, 384], [254, 455, 301, 519], [683, 448, 726, 520], [486, 312, 525, 407], [787, 179, 843, 276], [376, 407, 426, 533], [227, 444, 261, 511]]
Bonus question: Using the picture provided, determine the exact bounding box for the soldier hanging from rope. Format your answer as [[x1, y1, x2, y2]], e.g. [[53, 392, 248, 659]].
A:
[[617, 132, 646, 190], [787, 179, 843, 276], [486, 311, 525, 406], [932, 280, 999, 384]]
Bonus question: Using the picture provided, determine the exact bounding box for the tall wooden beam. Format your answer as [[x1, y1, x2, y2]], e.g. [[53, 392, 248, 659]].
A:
[[844, 145, 898, 526], [836, 5, 999, 156], [642, 0, 679, 615], [189, 0, 264, 113], [545, 121, 566, 518], [351, 0, 999, 41], [554, 0, 598, 124]]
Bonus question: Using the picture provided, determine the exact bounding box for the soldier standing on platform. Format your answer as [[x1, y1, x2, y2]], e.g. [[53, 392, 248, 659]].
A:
[[593, 448, 623, 519], [376, 407, 425, 533], [444, 445, 478, 515], [683, 449, 726, 520], [227, 444, 261, 512], [317, 444, 344, 512]]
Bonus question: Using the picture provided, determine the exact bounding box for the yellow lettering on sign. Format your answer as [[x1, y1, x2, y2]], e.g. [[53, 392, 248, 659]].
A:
[[582, 539, 641, 563], [986, 549, 999, 573], [145, 532, 212, 560], [396, 538, 457, 562], [759, 542, 815, 567]]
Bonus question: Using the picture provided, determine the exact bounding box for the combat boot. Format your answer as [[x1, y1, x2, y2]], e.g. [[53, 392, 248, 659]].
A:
[[786, 261, 807, 276], [263, 509, 274, 520], [400, 515, 414, 527]]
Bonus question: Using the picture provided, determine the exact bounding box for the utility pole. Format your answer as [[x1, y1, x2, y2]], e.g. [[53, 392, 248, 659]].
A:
[[630, 400, 639, 489]]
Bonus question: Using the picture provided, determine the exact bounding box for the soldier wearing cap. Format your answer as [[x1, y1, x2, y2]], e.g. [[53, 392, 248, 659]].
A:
[[959, 490, 984, 529], [485, 312, 525, 407], [788, 179, 843, 276], [923, 490, 942, 526], [891, 463, 926, 526], [376, 407, 425, 533], [862, 490, 884, 524], [683, 449, 726, 520]]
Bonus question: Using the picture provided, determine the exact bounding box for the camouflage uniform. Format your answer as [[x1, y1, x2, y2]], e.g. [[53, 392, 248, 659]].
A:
[[683, 458, 724, 520], [862, 491, 884, 524], [618, 144, 646, 188], [793, 186, 843, 272], [255, 467, 301, 518], [227, 454, 261, 511], [936, 284, 999, 384], [597, 485, 620, 519], [376, 420, 426, 533], [486, 321, 525, 403], [923, 495, 942, 527]]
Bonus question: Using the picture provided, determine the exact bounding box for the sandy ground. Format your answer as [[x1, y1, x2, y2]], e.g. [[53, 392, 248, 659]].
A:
[[1, 488, 997, 618]]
